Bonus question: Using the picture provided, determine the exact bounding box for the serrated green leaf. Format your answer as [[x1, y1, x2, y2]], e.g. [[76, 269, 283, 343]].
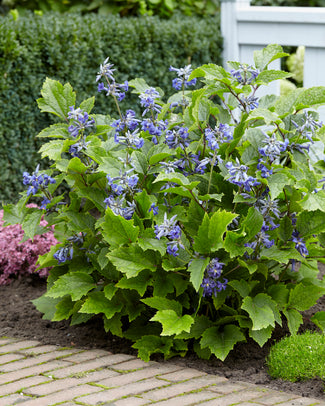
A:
[[22, 209, 43, 240], [193, 210, 237, 254], [132, 335, 173, 362], [296, 210, 325, 236], [80, 96, 95, 113], [131, 150, 148, 175], [249, 325, 273, 347], [283, 308, 303, 335], [37, 78, 76, 119], [188, 257, 210, 292], [46, 272, 95, 301], [247, 108, 281, 125], [256, 70, 293, 85], [241, 294, 276, 330], [254, 44, 288, 71], [39, 140, 63, 160], [228, 280, 258, 298], [31, 295, 61, 321], [189, 64, 229, 81], [103, 314, 123, 337], [267, 172, 293, 199], [79, 291, 123, 319], [142, 297, 182, 315], [260, 245, 303, 263], [77, 187, 106, 211], [67, 157, 88, 174], [52, 296, 74, 321], [150, 310, 194, 336], [288, 283, 325, 311], [107, 245, 157, 278], [311, 311, 325, 333], [116, 271, 152, 296], [37, 123, 69, 139], [224, 231, 247, 258], [242, 207, 264, 241], [200, 325, 245, 361], [101, 208, 139, 248], [138, 236, 166, 256], [299, 190, 325, 212]]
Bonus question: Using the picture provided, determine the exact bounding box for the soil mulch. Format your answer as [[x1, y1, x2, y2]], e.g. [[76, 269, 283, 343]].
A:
[[0, 265, 325, 400]]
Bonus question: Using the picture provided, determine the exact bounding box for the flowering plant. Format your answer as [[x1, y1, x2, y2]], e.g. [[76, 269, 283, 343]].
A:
[[4, 44, 325, 360], [0, 206, 57, 285]]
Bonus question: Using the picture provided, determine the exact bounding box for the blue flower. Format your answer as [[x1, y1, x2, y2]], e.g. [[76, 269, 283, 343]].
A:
[[291, 231, 309, 257], [206, 258, 224, 279], [292, 111, 322, 142], [40, 198, 51, 210], [225, 159, 260, 191], [169, 65, 197, 89], [68, 107, 95, 138], [205, 123, 233, 151], [107, 169, 139, 196], [257, 159, 273, 178], [201, 277, 217, 297], [165, 126, 189, 149], [54, 246, 73, 264], [149, 203, 159, 215], [96, 57, 116, 82], [230, 64, 259, 85], [239, 95, 259, 112], [104, 195, 136, 220], [154, 213, 179, 240], [23, 165, 56, 196], [115, 128, 144, 149], [98, 81, 128, 101], [139, 88, 161, 116], [258, 132, 288, 161]]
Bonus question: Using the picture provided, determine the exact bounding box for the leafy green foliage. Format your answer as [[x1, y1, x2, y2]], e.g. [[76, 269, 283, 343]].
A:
[[0, 11, 222, 205], [4, 44, 325, 363]]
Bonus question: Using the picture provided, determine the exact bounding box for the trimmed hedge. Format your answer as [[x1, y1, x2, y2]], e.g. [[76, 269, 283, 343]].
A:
[[0, 12, 222, 205]]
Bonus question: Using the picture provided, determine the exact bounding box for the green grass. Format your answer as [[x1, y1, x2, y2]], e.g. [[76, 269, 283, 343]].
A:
[[266, 331, 325, 382]]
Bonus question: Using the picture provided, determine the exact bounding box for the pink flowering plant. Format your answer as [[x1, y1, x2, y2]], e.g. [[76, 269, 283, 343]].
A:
[[4, 44, 325, 360], [0, 205, 58, 285]]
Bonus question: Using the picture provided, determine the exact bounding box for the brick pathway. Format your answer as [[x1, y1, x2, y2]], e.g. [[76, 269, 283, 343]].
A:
[[0, 337, 323, 406]]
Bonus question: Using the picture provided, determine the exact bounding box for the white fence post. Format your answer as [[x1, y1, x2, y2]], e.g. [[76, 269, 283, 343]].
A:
[[220, 0, 325, 120]]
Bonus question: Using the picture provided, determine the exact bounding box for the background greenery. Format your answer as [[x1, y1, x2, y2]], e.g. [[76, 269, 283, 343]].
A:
[[0, 12, 222, 205]]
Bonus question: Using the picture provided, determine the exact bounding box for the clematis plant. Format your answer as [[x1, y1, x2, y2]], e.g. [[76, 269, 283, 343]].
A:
[[4, 45, 325, 361]]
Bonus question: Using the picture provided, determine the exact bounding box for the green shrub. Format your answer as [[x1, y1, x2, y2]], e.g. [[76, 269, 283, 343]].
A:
[[267, 332, 325, 382], [4, 44, 325, 362], [0, 12, 222, 205]]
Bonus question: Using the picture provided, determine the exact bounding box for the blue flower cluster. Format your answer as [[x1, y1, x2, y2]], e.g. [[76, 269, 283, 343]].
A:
[[23, 165, 56, 197], [68, 106, 95, 138], [96, 57, 128, 101], [54, 245, 73, 264], [154, 213, 184, 256], [200, 258, 228, 297], [165, 126, 190, 150], [169, 65, 197, 90], [291, 230, 309, 258], [259, 132, 288, 162], [106, 169, 139, 196], [230, 64, 260, 85], [205, 124, 233, 151], [225, 158, 260, 192]]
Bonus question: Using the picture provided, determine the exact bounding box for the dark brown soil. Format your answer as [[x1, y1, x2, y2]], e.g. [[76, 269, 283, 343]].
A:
[[0, 266, 325, 400]]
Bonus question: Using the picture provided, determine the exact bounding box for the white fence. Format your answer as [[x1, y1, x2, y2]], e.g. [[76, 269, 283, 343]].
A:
[[221, 0, 325, 118]]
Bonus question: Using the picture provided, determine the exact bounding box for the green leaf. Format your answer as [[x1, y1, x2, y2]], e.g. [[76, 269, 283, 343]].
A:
[[228, 280, 258, 298], [278, 216, 294, 242], [283, 308, 303, 335], [101, 208, 139, 248], [37, 78, 76, 119], [267, 172, 293, 199], [80, 291, 123, 319], [131, 151, 148, 175], [107, 245, 157, 278], [247, 108, 281, 125], [254, 44, 288, 71], [142, 297, 182, 315], [46, 272, 96, 301], [190, 64, 229, 81], [296, 210, 325, 236], [39, 140, 63, 160], [138, 236, 166, 256], [67, 157, 88, 174], [249, 325, 273, 347], [103, 314, 123, 337], [256, 70, 293, 85], [116, 271, 152, 296], [147, 144, 172, 165], [311, 311, 325, 333], [224, 231, 247, 258], [288, 283, 325, 311], [299, 190, 325, 212], [193, 211, 238, 254], [77, 187, 106, 211], [132, 335, 173, 362], [260, 245, 302, 263], [32, 295, 61, 321], [241, 294, 276, 330], [150, 310, 194, 336], [37, 123, 69, 139], [242, 207, 264, 241], [80, 96, 95, 113], [153, 172, 198, 188], [188, 257, 210, 292], [200, 325, 245, 361], [129, 78, 164, 97], [52, 296, 74, 321], [63, 211, 95, 233], [21, 210, 44, 240]]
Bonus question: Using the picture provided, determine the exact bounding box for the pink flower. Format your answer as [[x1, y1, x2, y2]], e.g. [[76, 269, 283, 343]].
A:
[[0, 208, 58, 285]]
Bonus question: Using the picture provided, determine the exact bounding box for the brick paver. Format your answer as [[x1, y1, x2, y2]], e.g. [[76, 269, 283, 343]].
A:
[[0, 337, 324, 406]]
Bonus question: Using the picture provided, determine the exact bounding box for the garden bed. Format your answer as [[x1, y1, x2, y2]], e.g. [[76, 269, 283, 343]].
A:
[[0, 264, 324, 400]]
